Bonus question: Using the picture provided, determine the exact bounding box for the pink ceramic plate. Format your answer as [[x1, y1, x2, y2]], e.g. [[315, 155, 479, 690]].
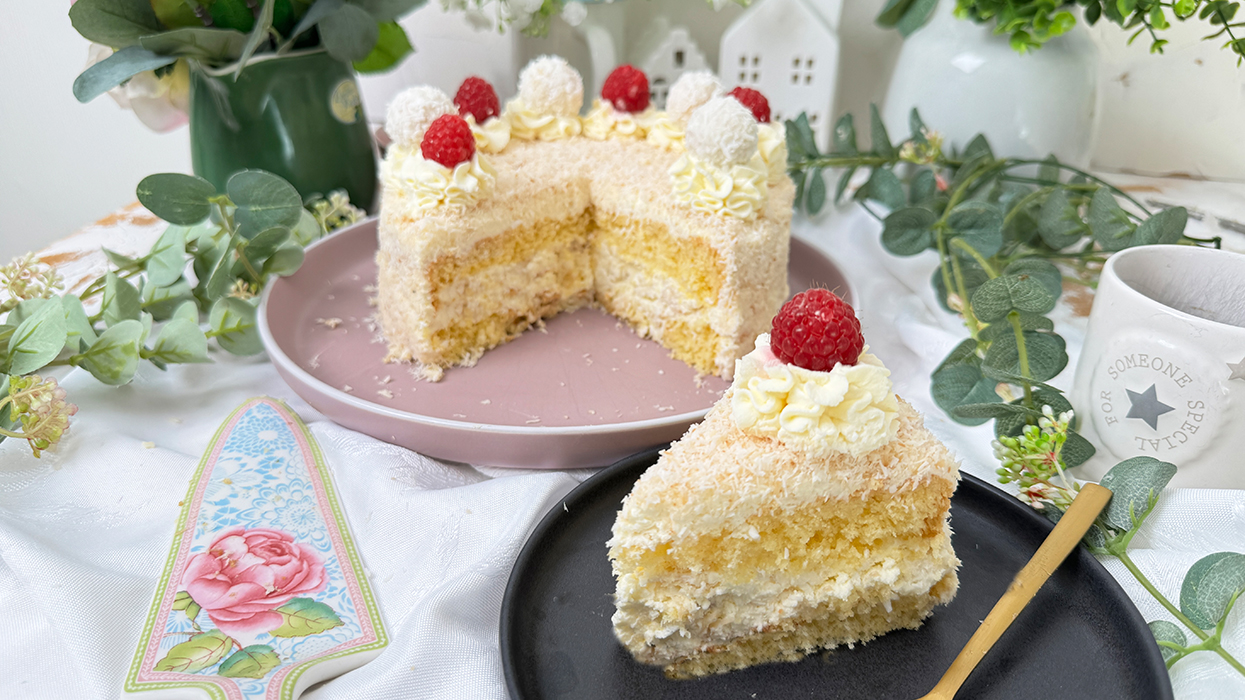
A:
[[258, 219, 853, 469]]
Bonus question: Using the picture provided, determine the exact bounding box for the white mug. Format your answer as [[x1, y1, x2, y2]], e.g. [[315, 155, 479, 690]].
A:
[[1070, 245, 1245, 489]]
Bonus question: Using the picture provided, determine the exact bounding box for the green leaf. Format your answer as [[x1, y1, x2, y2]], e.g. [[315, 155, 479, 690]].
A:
[[964, 133, 994, 162], [227, 170, 304, 238], [932, 365, 1000, 426], [947, 201, 1004, 257], [1037, 155, 1061, 184], [909, 168, 936, 205], [239, 227, 291, 269], [69, 0, 162, 49], [1038, 189, 1085, 250], [1090, 188, 1136, 252], [209, 297, 263, 356], [983, 330, 1068, 382], [263, 243, 306, 277], [881, 207, 937, 256], [1132, 207, 1188, 247], [806, 169, 827, 215], [218, 644, 281, 679], [980, 366, 1059, 394], [78, 319, 144, 386], [103, 272, 142, 327], [1098, 456, 1177, 532], [353, 20, 413, 73], [269, 597, 345, 637], [209, 0, 257, 31], [144, 318, 210, 365], [142, 279, 195, 321], [6, 299, 52, 328], [831, 113, 857, 155], [172, 300, 200, 325], [859, 168, 904, 210], [868, 104, 895, 159], [234, 0, 277, 80], [61, 295, 97, 353], [72, 46, 178, 103], [286, 0, 344, 44], [1003, 258, 1062, 301], [353, 0, 427, 21], [991, 387, 1073, 438], [137, 174, 217, 226], [292, 209, 324, 246], [154, 629, 232, 673], [971, 274, 1058, 323], [909, 108, 928, 144], [978, 311, 1053, 341], [1062, 428, 1096, 468], [1148, 620, 1187, 663], [953, 401, 1039, 421], [834, 166, 857, 205], [876, 0, 916, 26], [794, 113, 819, 158], [140, 28, 250, 61], [147, 226, 189, 287], [896, 0, 938, 36], [319, 3, 380, 63], [1180, 552, 1245, 630], [7, 300, 67, 376], [171, 590, 202, 621], [205, 235, 240, 302]]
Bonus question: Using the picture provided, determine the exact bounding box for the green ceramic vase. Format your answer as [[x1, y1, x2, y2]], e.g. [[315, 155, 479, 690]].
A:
[[189, 51, 377, 210]]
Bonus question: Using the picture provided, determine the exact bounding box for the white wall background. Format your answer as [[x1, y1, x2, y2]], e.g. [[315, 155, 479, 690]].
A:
[[1, 0, 1241, 267]]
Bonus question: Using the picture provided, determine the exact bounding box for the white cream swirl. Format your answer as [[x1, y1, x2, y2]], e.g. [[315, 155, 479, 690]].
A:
[[757, 123, 788, 183], [581, 100, 654, 140], [730, 334, 900, 458], [669, 153, 768, 220], [503, 98, 582, 141], [645, 114, 685, 151], [465, 114, 511, 154], [388, 152, 496, 211]]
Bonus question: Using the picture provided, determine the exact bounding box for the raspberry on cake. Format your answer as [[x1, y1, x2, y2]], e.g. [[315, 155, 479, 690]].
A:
[[375, 56, 792, 380], [583, 65, 658, 141], [454, 76, 500, 123], [601, 64, 650, 113], [769, 288, 863, 371], [728, 86, 771, 123], [608, 293, 960, 677]]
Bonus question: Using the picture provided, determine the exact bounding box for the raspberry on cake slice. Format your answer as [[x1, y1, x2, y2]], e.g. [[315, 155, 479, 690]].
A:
[[454, 76, 500, 123], [728, 86, 772, 123], [608, 291, 961, 678], [421, 114, 475, 168]]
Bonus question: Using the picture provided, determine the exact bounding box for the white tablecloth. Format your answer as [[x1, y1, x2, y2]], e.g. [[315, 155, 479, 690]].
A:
[[1, 205, 1242, 699]]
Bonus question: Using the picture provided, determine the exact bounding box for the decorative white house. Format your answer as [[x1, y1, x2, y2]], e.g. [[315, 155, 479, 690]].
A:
[[631, 17, 710, 109], [720, 0, 842, 149]]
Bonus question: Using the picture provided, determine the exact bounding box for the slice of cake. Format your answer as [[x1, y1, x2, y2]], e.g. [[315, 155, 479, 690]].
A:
[[375, 59, 791, 380], [608, 290, 961, 678]]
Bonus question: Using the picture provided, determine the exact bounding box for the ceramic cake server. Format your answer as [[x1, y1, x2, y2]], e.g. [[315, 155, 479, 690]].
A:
[[125, 397, 387, 699]]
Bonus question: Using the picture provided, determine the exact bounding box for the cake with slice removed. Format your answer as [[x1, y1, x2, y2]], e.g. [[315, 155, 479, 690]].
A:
[[607, 289, 961, 678]]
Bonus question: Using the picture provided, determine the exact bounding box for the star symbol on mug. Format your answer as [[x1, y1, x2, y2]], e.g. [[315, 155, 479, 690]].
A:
[[1229, 357, 1245, 382], [1126, 384, 1175, 431]]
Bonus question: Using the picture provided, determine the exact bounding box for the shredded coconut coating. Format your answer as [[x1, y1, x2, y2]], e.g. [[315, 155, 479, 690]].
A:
[[685, 96, 758, 167], [665, 71, 723, 124], [386, 86, 456, 149], [517, 55, 584, 117]]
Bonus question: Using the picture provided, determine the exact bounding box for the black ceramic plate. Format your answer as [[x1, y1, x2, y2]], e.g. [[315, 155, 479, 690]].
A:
[[500, 447, 1174, 699]]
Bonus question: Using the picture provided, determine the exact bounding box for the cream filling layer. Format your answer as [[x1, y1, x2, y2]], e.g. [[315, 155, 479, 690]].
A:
[[731, 333, 900, 458]]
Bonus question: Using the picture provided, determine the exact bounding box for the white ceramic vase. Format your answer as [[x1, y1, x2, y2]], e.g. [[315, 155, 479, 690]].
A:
[[881, 1, 1099, 167]]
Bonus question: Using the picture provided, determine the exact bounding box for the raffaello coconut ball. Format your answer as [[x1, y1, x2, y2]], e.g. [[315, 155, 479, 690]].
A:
[[517, 55, 584, 117], [684, 96, 759, 168], [665, 71, 723, 125], [386, 86, 456, 149]]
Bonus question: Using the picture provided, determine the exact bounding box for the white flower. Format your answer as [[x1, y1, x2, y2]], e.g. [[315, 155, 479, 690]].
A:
[[85, 44, 189, 133], [561, 1, 587, 26]]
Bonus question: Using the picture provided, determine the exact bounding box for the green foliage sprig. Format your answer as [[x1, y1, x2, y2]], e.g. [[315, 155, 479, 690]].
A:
[[0, 170, 361, 457], [71, 0, 429, 104], [1009, 444, 1245, 676], [786, 106, 1218, 471], [880, 0, 1245, 62]]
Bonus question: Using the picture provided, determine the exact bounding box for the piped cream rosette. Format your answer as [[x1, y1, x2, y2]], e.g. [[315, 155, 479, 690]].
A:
[[670, 96, 769, 220], [387, 152, 496, 211], [465, 114, 511, 154], [582, 99, 656, 140], [731, 333, 901, 458]]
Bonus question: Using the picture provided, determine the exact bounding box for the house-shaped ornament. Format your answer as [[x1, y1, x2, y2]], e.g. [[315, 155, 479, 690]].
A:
[[631, 17, 710, 109], [720, 0, 841, 149]]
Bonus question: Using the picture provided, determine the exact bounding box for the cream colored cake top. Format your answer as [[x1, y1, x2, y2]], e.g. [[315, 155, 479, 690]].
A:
[[608, 398, 959, 551]]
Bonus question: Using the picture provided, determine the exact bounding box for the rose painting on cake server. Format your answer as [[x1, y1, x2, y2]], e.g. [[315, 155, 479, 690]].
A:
[[154, 526, 343, 679]]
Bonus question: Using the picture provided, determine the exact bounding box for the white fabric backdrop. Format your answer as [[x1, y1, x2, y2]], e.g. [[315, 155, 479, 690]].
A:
[[1, 208, 1241, 699]]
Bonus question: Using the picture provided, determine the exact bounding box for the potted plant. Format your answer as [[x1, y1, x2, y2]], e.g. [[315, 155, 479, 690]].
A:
[[70, 0, 431, 210]]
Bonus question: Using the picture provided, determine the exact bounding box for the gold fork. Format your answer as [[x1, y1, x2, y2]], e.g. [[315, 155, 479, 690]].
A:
[[916, 483, 1113, 700]]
